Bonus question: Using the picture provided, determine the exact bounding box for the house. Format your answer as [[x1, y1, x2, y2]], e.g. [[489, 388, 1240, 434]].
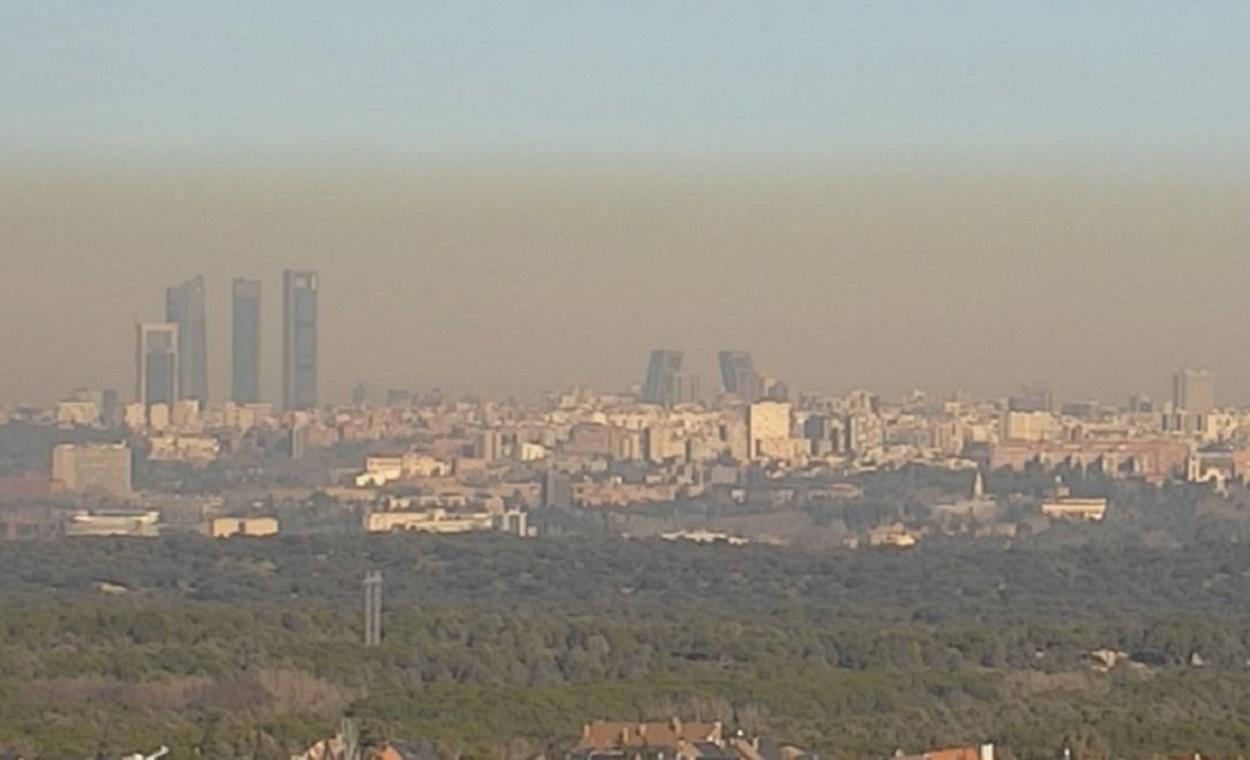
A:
[[894, 743, 994, 760], [573, 721, 817, 760], [368, 740, 441, 760], [574, 719, 725, 760]]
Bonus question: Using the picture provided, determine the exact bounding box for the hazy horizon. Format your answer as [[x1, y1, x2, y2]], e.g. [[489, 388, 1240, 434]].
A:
[[3, 3, 1249, 407], [3, 160, 1248, 407]]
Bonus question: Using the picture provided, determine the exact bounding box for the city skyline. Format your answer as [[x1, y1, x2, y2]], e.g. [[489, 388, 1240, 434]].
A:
[[4, 165, 1249, 409], [3, 4, 1250, 406], [7, 5, 1250, 757]]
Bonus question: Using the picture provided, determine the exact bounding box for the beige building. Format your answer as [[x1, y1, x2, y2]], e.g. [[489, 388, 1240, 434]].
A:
[[65, 509, 159, 537], [55, 400, 101, 427], [1000, 410, 1054, 443], [208, 516, 280, 538], [1041, 497, 1107, 521], [51, 443, 132, 497], [573, 479, 681, 507], [747, 401, 791, 460], [365, 507, 527, 536]]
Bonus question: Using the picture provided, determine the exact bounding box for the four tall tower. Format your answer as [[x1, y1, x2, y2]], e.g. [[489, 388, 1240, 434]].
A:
[[138, 271, 319, 409]]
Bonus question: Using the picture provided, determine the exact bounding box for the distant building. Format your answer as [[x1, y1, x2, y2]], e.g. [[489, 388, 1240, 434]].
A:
[[990, 439, 1188, 482], [999, 410, 1054, 442], [232, 277, 262, 403], [717, 350, 755, 391], [166, 274, 208, 403], [1042, 497, 1107, 522], [135, 322, 179, 407], [208, 516, 279, 538], [148, 434, 221, 465], [1008, 386, 1053, 413], [364, 507, 527, 536], [65, 509, 159, 537], [543, 469, 573, 508], [55, 400, 100, 427], [748, 401, 791, 460], [283, 269, 319, 409], [474, 429, 504, 461], [576, 719, 723, 758], [1173, 368, 1215, 415], [640, 349, 684, 406], [894, 744, 995, 760], [51, 443, 132, 497]]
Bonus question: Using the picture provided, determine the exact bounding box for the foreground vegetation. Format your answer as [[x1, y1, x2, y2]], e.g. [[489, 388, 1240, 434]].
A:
[[3, 534, 1250, 758]]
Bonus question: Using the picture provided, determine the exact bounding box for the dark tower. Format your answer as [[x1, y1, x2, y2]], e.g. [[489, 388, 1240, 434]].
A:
[[231, 278, 262, 404], [166, 274, 208, 403], [282, 270, 318, 409]]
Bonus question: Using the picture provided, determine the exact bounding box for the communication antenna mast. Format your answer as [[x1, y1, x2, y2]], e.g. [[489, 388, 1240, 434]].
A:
[[363, 571, 383, 647]]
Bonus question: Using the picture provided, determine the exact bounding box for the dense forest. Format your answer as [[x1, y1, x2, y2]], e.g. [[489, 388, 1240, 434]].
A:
[[4, 534, 1250, 758]]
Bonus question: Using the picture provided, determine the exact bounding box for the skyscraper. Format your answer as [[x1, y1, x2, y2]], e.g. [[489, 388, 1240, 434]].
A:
[[283, 269, 318, 409], [717, 350, 753, 393], [135, 322, 179, 407], [165, 274, 208, 402], [641, 349, 683, 406], [1173, 368, 1215, 415], [231, 278, 262, 403], [717, 349, 772, 401]]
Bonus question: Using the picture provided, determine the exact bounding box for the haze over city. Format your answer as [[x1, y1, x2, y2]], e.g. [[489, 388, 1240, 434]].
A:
[[3, 2, 1250, 406], [12, 4, 1250, 759]]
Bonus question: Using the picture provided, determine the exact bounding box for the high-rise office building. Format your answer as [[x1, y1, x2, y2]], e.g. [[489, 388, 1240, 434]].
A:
[[717, 350, 755, 393], [641, 349, 684, 406], [135, 322, 179, 407], [717, 349, 768, 401], [165, 275, 208, 402], [283, 269, 319, 409], [231, 277, 262, 403], [1173, 368, 1215, 415]]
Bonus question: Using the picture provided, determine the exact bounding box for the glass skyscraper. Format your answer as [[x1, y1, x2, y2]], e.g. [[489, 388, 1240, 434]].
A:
[[232, 278, 262, 404], [135, 322, 179, 407], [282, 270, 318, 409], [641, 349, 684, 406], [165, 274, 208, 403]]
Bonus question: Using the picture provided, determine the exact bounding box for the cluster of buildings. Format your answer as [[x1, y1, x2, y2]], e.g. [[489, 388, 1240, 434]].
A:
[[10, 323, 1250, 544], [134, 269, 319, 415]]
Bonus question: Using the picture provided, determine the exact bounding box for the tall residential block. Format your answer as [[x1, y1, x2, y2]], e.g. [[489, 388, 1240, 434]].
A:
[[283, 269, 319, 409], [231, 277, 262, 403], [51, 443, 132, 497], [1173, 368, 1215, 415], [166, 274, 208, 402], [135, 322, 179, 407]]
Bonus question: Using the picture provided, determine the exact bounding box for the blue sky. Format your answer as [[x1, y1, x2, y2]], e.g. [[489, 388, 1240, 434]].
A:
[[3, 1, 1249, 165]]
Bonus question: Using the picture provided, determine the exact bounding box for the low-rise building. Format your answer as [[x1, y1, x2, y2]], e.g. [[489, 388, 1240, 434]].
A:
[[364, 508, 527, 536], [1041, 497, 1107, 522], [64, 509, 159, 537], [208, 516, 280, 538]]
